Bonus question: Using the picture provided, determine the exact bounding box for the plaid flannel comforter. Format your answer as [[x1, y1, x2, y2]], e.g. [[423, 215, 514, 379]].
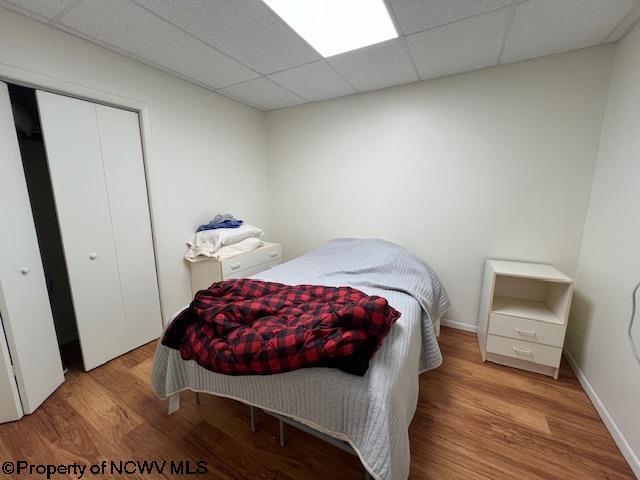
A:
[[162, 279, 400, 376]]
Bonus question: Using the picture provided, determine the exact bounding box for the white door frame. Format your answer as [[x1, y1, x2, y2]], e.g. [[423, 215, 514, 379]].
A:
[[0, 62, 166, 325]]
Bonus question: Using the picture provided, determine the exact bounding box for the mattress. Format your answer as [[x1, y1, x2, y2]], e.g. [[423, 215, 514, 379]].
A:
[[152, 238, 448, 480]]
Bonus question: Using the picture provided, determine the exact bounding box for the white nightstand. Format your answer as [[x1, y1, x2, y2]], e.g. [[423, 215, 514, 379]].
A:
[[189, 242, 282, 295], [477, 260, 574, 379]]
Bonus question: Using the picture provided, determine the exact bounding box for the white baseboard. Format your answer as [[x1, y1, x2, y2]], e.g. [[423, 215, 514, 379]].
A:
[[564, 351, 640, 478], [440, 318, 478, 333]]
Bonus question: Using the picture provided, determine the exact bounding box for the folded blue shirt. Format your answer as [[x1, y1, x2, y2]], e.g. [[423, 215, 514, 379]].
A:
[[196, 218, 243, 232]]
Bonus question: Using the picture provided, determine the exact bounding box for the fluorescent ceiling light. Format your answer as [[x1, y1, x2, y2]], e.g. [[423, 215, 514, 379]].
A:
[[263, 0, 398, 57]]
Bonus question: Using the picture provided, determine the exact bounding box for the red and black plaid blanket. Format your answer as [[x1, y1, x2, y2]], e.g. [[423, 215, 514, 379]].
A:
[[162, 279, 400, 376]]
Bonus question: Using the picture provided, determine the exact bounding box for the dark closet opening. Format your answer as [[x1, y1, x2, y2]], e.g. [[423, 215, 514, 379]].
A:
[[8, 84, 82, 371]]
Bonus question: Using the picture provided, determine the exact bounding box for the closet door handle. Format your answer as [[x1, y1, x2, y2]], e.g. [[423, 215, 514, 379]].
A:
[[21, 267, 30, 275], [512, 346, 532, 356], [230, 263, 241, 270], [89, 252, 98, 260]]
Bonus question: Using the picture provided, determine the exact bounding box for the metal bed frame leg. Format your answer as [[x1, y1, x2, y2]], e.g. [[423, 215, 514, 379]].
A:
[[278, 419, 285, 448], [194, 392, 201, 405], [249, 406, 256, 433]]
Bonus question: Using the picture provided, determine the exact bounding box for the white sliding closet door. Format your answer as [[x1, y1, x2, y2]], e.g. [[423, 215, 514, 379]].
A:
[[0, 82, 65, 418], [37, 91, 127, 371], [37, 91, 161, 371], [95, 105, 162, 348]]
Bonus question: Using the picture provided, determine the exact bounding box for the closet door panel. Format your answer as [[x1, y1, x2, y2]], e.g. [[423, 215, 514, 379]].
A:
[[36, 91, 127, 371], [0, 315, 23, 423], [95, 105, 162, 348], [0, 82, 64, 415]]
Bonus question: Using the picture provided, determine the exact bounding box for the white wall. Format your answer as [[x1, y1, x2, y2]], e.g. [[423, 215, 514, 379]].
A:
[[266, 47, 613, 328], [565, 23, 640, 475], [0, 7, 268, 318]]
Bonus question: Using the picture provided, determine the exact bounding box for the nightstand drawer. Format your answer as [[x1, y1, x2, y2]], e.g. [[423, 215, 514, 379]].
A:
[[224, 259, 280, 279], [221, 243, 281, 276], [486, 334, 562, 367], [488, 313, 566, 347]]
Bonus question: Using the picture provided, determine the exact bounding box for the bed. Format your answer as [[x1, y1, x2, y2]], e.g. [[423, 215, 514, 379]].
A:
[[152, 238, 449, 480]]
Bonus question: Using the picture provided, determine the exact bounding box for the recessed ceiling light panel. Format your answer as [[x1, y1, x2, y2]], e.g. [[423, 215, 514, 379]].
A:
[[263, 0, 398, 57]]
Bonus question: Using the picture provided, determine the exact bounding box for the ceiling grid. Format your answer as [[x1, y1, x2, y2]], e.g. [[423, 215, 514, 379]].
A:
[[1, 0, 638, 110]]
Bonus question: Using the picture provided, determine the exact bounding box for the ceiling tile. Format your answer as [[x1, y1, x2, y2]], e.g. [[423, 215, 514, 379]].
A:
[[389, 0, 511, 35], [328, 39, 418, 92], [134, 0, 322, 74], [407, 8, 509, 80], [1, 0, 76, 20], [268, 61, 356, 102], [502, 0, 638, 64], [56, 0, 258, 89], [220, 77, 305, 110]]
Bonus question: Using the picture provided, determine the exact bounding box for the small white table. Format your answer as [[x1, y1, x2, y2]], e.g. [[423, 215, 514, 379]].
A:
[[477, 260, 574, 379]]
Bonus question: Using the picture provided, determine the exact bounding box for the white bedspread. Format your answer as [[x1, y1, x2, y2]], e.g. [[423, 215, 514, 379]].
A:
[[152, 238, 449, 480]]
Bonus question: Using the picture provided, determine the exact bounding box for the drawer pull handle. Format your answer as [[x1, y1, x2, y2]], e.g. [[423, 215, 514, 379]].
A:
[[230, 263, 241, 270], [269, 252, 278, 258], [515, 327, 536, 336], [512, 346, 532, 355]]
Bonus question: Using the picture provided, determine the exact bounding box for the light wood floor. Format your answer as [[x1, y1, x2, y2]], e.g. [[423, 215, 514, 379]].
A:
[[0, 327, 633, 479]]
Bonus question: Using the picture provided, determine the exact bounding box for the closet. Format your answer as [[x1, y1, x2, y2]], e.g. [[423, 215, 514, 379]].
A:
[[0, 81, 161, 423]]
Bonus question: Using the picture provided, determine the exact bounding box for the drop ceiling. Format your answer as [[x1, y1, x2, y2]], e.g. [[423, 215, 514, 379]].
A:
[[2, 0, 639, 111]]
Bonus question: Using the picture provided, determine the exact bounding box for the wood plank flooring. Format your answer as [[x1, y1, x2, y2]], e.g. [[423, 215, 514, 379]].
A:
[[0, 327, 633, 479]]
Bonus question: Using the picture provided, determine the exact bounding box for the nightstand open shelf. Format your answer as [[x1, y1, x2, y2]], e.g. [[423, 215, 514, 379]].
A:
[[491, 295, 562, 324], [477, 260, 574, 379]]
